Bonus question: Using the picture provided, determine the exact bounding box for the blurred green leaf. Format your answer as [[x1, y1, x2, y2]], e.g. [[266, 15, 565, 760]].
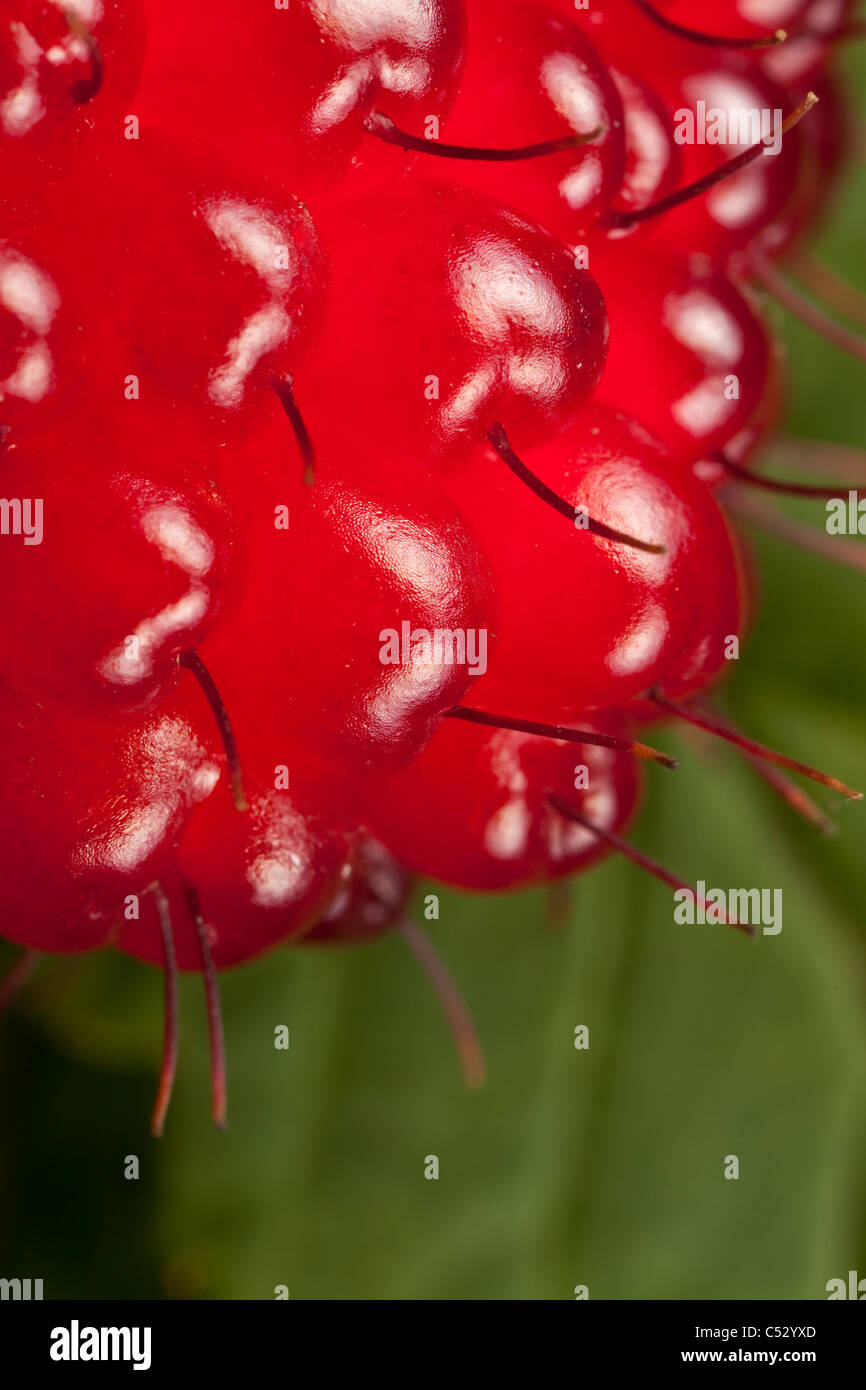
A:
[[144, 729, 866, 1300]]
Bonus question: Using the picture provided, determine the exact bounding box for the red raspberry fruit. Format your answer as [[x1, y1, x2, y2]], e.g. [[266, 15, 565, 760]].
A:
[[445, 403, 744, 723], [590, 238, 778, 465], [0, 693, 219, 953], [197, 421, 498, 775], [0, 414, 242, 711], [303, 839, 413, 947], [650, 0, 809, 42], [0, 0, 145, 184], [363, 712, 643, 892], [394, 0, 626, 245], [300, 178, 607, 463], [16, 140, 328, 436], [118, 762, 353, 972], [0, 217, 93, 434], [135, 0, 466, 196]]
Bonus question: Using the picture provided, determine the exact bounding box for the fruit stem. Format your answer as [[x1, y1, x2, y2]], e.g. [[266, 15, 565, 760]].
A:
[[628, 0, 787, 48], [179, 650, 248, 812], [649, 688, 863, 801], [0, 947, 42, 1014], [487, 422, 665, 555], [365, 109, 603, 162], [400, 921, 486, 1090], [602, 92, 818, 232], [149, 883, 179, 1139], [446, 705, 679, 771], [716, 450, 861, 498], [728, 488, 866, 574], [546, 794, 752, 936], [752, 248, 866, 363], [185, 887, 228, 1130], [273, 377, 316, 486]]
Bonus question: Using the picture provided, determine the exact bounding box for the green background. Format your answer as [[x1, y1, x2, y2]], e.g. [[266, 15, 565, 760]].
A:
[[1, 51, 865, 1303]]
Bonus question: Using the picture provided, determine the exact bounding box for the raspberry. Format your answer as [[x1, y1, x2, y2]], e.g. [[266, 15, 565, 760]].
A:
[[1, 0, 862, 1148], [204, 414, 499, 774], [303, 838, 413, 948], [569, 2, 814, 260], [446, 402, 745, 722], [0, 412, 242, 710], [300, 178, 608, 461], [0, 0, 145, 184], [362, 712, 644, 892], [400, 0, 626, 244], [589, 238, 779, 465], [135, 0, 466, 196], [0, 213, 92, 433], [635, 0, 809, 45], [14, 139, 328, 436], [118, 760, 353, 972], [0, 691, 219, 954], [762, 0, 853, 87], [608, 65, 684, 217]]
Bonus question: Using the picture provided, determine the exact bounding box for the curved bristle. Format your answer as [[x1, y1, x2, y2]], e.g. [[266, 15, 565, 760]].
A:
[[446, 705, 678, 771], [546, 794, 753, 937], [717, 451, 861, 499], [604, 93, 818, 232], [753, 249, 866, 363], [273, 376, 316, 486], [629, 0, 787, 48], [487, 423, 666, 555], [149, 884, 179, 1140], [789, 253, 866, 332], [185, 887, 228, 1130], [179, 650, 248, 812], [401, 921, 486, 1089], [650, 690, 863, 802], [729, 489, 866, 575], [365, 108, 604, 161]]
